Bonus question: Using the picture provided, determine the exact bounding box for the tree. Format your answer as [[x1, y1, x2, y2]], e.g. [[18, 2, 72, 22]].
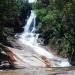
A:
[[32, 0, 75, 65], [0, 0, 22, 44]]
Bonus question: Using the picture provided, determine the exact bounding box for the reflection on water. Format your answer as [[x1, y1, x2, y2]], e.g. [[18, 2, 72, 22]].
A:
[[0, 67, 75, 75]]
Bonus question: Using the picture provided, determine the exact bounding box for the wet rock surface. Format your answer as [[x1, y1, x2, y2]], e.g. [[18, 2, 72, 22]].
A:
[[0, 67, 75, 75], [0, 37, 75, 75]]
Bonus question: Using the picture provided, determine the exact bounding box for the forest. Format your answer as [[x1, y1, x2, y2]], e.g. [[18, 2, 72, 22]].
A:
[[33, 0, 75, 65], [0, 0, 31, 44], [0, 0, 75, 67]]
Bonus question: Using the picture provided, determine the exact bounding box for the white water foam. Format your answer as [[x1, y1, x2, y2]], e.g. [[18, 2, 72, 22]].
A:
[[17, 10, 71, 67]]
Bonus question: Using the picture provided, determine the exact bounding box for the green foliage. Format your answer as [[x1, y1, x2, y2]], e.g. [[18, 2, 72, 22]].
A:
[[33, 0, 75, 58], [0, 0, 22, 43], [0, 0, 21, 20]]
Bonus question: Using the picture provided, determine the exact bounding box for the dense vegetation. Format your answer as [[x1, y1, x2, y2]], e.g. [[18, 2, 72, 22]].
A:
[[33, 0, 75, 65], [0, 0, 21, 44], [0, 0, 31, 45]]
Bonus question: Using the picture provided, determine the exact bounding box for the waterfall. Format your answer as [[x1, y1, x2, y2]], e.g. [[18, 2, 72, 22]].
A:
[[19, 10, 37, 44], [24, 10, 36, 33], [17, 10, 71, 67], [28, 0, 37, 3]]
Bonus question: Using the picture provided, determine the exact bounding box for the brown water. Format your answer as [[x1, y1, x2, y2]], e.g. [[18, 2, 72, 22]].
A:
[[0, 67, 75, 75]]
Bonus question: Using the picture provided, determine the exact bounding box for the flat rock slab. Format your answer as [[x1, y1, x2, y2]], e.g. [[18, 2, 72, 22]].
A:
[[6, 37, 71, 68], [8, 47, 46, 67], [7, 38, 52, 67]]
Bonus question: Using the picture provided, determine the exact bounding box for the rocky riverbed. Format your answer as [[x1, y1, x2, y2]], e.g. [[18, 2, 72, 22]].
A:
[[0, 37, 75, 75], [0, 67, 75, 75]]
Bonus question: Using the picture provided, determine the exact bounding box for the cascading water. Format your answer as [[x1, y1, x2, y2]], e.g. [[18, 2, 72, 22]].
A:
[[19, 10, 37, 44], [18, 10, 71, 67]]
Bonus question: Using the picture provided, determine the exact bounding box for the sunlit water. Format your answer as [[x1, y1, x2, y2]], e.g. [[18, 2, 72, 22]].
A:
[[28, 0, 37, 3], [16, 10, 71, 67]]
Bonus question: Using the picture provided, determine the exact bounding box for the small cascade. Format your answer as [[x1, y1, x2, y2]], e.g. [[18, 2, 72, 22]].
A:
[[16, 10, 71, 67], [24, 10, 36, 33], [19, 10, 37, 44]]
